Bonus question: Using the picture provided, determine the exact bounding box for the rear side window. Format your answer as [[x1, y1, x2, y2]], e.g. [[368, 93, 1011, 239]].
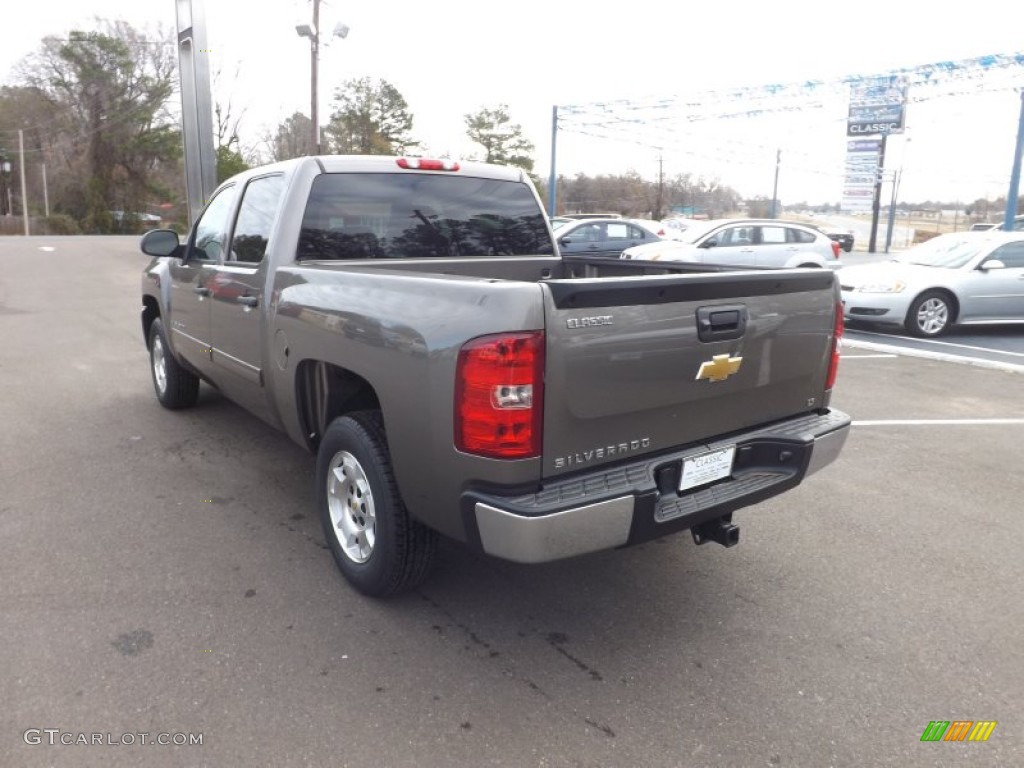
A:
[[297, 173, 553, 259], [790, 228, 817, 244]]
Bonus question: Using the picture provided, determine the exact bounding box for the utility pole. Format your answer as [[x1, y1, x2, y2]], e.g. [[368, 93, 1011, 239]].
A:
[[0, 153, 9, 216], [19, 129, 29, 235], [868, 134, 888, 253], [770, 148, 781, 218], [42, 163, 49, 218]]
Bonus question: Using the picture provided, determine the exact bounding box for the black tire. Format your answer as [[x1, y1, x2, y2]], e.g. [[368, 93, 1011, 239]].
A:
[[148, 317, 200, 409], [316, 411, 437, 597], [797, 263, 821, 269], [904, 290, 954, 337]]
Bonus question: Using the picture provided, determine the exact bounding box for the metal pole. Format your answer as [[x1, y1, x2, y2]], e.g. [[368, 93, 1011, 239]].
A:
[[311, 0, 320, 154], [19, 129, 29, 235], [42, 163, 49, 218], [885, 170, 898, 253], [1003, 89, 1024, 230], [770, 148, 780, 218], [868, 134, 887, 253], [0, 158, 7, 216], [547, 105, 558, 217], [175, 0, 218, 225]]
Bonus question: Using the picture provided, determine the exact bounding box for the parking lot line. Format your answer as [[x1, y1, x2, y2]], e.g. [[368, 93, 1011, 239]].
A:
[[852, 418, 1024, 426], [849, 330, 1024, 359], [843, 338, 1024, 375]]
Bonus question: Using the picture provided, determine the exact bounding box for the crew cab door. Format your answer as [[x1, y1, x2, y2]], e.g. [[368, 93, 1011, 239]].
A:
[[168, 185, 237, 372], [207, 173, 287, 418]]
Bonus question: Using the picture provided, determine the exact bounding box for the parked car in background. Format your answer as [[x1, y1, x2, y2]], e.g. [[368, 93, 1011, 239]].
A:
[[662, 217, 700, 240], [621, 218, 842, 268], [561, 212, 622, 220], [554, 217, 664, 258], [838, 231, 1024, 337], [970, 215, 1024, 232], [817, 224, 855, 252], [549, 216, 573, 228]]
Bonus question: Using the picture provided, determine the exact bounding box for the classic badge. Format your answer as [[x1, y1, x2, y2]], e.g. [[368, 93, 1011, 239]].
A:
[[696, 353, 743, 382]]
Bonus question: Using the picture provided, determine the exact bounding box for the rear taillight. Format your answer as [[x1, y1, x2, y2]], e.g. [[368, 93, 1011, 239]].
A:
[[455, 332, 544, 459], [397, 157, 460, 171], [830, 239, 841, 259], [826, 301, 843, 391]]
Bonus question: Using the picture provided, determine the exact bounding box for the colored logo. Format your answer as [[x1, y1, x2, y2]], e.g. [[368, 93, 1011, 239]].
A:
[[920, 721, 996, 742], [696, 354, 743, 383]]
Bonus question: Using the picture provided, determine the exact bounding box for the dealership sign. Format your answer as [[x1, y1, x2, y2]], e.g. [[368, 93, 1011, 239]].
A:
[[841, 138, 883, 212], [847, 76, 908, 136]]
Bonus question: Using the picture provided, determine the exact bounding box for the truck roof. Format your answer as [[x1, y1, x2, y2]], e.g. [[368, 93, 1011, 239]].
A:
[[314, 155, 526, 182]]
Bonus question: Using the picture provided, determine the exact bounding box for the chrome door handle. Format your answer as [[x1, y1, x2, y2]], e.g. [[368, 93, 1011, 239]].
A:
[[236, 295, 258, 308]]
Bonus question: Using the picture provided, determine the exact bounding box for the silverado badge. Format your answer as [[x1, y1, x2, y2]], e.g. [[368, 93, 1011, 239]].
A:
[[696, 353, 743, 382]]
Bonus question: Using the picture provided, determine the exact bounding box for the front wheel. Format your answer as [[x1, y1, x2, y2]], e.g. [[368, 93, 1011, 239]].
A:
[[148, 318, 199, 409], [316, 411, 437, 597], [905, 291, 953, 337]]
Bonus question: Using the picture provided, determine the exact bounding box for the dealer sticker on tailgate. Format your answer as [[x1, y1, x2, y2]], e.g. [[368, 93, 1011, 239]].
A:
[[679, 446, 736, 492]]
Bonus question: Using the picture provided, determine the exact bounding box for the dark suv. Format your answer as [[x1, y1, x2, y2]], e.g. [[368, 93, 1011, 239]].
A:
[[819, 226, 854, 252]]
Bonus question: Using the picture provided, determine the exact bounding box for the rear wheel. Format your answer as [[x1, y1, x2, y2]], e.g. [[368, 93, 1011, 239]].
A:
[[316, 411, 437, 597], [905, 291, 953, 337], [148, 318, 199, 409]]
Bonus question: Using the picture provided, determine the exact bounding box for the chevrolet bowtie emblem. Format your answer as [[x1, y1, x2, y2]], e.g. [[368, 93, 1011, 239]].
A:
[[696, 354, 743, 382]]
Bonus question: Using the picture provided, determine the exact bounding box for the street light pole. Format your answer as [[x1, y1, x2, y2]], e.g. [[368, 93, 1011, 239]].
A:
[[310, 0, 320, 154], [297, 0, 348, 157]]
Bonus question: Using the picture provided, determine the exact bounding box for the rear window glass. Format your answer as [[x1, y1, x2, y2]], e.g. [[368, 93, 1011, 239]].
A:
[[297, 173, 553, 259]]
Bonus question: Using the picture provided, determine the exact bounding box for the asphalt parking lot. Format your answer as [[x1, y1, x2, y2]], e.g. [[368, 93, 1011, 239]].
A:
[[2, 236, 1021, 768]]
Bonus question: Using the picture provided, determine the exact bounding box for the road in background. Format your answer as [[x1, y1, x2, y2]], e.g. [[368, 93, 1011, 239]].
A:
[[2, 236, 1021, 767]]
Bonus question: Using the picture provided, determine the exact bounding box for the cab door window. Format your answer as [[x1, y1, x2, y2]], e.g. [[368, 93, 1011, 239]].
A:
[[191, 186, 236, 262], [230, 175, 286, 263]]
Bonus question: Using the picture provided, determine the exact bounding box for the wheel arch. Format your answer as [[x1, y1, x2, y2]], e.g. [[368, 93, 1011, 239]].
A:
[[142, 295, 160, 348], [295, 359, 382, 452]]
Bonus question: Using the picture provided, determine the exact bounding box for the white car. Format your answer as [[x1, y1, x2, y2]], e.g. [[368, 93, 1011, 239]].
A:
[[620, 218, 842, 268], [838, 231, 1024, 337]]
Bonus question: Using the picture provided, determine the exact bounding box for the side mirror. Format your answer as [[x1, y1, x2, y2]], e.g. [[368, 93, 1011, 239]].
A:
[[700, 239, 717, 249], [559, 237, 574, 246], [979, 259, 1005, 271], [141, 229, 182, 258]]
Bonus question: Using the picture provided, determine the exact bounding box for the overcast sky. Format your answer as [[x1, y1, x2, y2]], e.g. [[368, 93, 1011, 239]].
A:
[[2, 0, 1023, 206]]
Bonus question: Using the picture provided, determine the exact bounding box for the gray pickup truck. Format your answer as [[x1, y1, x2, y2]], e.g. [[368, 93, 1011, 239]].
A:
[[140, 155, 849, 596]]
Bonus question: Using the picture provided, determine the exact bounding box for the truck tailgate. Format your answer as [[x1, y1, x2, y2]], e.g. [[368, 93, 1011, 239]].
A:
[[540, 270, 839, 479]]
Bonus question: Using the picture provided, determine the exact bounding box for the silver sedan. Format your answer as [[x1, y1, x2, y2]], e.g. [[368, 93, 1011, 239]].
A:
[[838, 231, 1024, 337]]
